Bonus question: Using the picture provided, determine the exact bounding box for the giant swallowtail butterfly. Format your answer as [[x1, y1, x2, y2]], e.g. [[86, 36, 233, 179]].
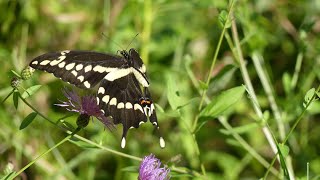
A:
[[29, 48, 165, 148]]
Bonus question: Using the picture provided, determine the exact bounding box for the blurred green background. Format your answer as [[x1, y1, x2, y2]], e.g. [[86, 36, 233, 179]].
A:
[[1, 0, 320, 179]]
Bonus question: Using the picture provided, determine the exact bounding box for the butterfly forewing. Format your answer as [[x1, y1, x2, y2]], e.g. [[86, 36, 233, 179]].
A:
[[29, 50, 127, 89]]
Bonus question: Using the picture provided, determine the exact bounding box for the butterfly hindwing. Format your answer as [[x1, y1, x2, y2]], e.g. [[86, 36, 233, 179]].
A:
[[97, 73, 150, 143], [29, 50, 127, 89]]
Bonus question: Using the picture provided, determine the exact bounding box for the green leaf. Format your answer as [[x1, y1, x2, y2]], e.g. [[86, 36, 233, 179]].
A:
[[199, 86, 245, 118], [21, 85, 42, 99], [11, 70, 21, 78], [167, 74, 185, 110], [303, 88, 315, 108], [218, 10, 231, 28], [198, 80, 208, 90], [13, 91, 19, 109], [278, 144, 290, 157], [20, 112, 37, 130]]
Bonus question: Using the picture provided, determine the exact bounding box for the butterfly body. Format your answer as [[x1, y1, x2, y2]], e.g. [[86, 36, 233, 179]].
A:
[[29, 48, 164, 148]]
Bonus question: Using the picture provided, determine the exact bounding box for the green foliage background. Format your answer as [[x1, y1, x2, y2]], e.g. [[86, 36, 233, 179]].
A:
[[1, 0, 320, 179]]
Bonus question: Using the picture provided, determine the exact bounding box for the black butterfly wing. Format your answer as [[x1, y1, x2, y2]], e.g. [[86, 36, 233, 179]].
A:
[[97, 73, 155, 148], [29, 50, 127, 89]]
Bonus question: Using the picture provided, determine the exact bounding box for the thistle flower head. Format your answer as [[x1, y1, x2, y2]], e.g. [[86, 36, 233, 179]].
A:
[[55, 88, 114, 130], [139, 154, 170, 180]]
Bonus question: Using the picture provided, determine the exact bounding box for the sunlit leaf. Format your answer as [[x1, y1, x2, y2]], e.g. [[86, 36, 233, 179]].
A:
[[218, 10, 231, 28], [303, 88, 315, 108], [21, 85, 42, 99], [199, 86, 245, 118], [20, 112, 37, 130]]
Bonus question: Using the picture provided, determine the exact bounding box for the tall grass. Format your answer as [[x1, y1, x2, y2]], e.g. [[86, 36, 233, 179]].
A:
[[1, 0, 320, 179]]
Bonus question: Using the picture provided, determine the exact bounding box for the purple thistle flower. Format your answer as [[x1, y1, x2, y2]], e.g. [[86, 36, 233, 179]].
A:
[[139, 154, 170, 180], [55, 88, 114, 130]]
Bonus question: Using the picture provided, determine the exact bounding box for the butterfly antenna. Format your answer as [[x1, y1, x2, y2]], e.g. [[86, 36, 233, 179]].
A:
[[125, 33, 139, 51], [101, 32, 124, 54]]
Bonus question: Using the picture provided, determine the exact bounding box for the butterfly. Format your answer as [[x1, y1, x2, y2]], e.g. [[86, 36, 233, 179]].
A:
[[29, 48, 165, 148]]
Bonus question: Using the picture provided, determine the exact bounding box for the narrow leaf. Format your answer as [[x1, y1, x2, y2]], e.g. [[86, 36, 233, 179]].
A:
[[11, 70, 21, 78], [199, 86, 245, 118], [20, 112, 37, 130], [13, 91, 19, 109], [1, 171, 16, 180], [22, 85, 42, 99], [277, 143, 290, 179]]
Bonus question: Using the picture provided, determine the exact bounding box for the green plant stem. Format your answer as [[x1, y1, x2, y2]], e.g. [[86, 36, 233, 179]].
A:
[[170, 165, 203, 177], [12, 128, 81, 179], [197, 0, 235, 114], [263, 154, 278, 179], [252, 53, 295, 179], [291, 52, 303, 90], [141, 0, 152, 65], [18, 93, 56, 126], [190, 1, 235, 177], [230, 13, 279, 157], [1, 89, 14, 104], [219, 117, 279, 176], [252, 52, 286, 140], [265, 86, 320, 178], [284, 85, 320, 144], [19, 92, 142, 162]]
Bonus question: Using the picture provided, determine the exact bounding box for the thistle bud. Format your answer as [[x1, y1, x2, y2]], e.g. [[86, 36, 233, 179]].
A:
[[11, 77, 20, 89], [76, 114, 90, 128], [21, 66, 35, 80]]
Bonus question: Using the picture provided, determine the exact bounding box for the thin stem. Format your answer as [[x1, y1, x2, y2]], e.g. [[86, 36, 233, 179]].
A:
[[291, 52, 303, 90], [18, 93, 56, 125], [263, 154, 278, 179], [197, 1, 235, 112], [230, 12, 279, 157], [219, 117, 279, 176], [12, 128, 81, 179], [284, 85, 320, 144], [1, 89, 15, 104], [170, 166, 203, 177], [19, 93, 142, 161], [193, 0, 235, 131], [264, 86, 320, 178], [252, 53, 286, 140], [141, 0, 152, 65]]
